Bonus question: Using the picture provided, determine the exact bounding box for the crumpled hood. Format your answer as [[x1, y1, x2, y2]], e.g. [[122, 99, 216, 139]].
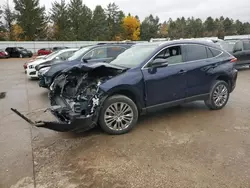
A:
[[62, 62, 126, 73]]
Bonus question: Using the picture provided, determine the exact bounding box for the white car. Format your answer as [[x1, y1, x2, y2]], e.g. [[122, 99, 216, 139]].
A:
[[26, 48, 78, 79]]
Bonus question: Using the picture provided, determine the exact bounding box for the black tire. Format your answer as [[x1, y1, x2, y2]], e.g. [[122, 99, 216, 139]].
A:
[[205, 80, 230, 110], [98, 95, 138, 135]]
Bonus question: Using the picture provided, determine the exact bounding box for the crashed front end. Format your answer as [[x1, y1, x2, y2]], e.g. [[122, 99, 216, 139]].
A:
[[12, 63, 125, 133]]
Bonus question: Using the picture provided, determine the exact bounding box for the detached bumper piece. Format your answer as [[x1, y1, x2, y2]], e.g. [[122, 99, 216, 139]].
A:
[[11, 107, 96, 133]]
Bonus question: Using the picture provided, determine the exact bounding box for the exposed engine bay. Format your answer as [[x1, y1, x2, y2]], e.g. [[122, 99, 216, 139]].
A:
[[11, 63, 127, 133]]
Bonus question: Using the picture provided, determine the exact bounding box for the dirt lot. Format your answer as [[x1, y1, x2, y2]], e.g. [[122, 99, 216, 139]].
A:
[[0, 58, 250, 188]]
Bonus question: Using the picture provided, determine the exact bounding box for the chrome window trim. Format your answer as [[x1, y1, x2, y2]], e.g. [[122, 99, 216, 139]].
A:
[[141, 43, 223, 70]]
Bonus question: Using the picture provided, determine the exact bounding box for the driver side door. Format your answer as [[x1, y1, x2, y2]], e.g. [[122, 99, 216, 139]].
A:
[[142, 45, 188, 110]]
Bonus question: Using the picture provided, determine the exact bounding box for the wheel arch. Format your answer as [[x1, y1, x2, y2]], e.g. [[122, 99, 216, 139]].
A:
[[215, 74, 232, 91], [106, 87, 144, 113]]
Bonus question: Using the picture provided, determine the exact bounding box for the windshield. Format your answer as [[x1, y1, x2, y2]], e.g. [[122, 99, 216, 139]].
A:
[[218, 41, 237, 52], [110, 44, 159, 68], [68, 46, 92, 61]]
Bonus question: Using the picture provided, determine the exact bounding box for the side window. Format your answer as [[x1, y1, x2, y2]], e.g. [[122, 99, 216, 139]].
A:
[[206, 48, 214, 58], [107, 47, 126, 58], [154, 45, 183, 65], [184, 45, 207, 61], [234, 41, 243, 51], [243, 40, 250, 50], [209, 48, 222, 57], [83, 48, 108, 59]]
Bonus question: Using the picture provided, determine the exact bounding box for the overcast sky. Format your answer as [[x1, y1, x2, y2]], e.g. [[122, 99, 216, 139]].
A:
[[3, 0, 250, 22]]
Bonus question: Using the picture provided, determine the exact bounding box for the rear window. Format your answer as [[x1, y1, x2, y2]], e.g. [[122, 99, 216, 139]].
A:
[[185, 45, 207, 62], [243, 40, 250, 50]]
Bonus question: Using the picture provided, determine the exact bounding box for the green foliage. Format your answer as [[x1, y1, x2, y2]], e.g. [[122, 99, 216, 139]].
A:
[[105, 3, 125, 40], [68, 0, 92, 40], [1, 1, 250, 41], [91, 5, 109, 41], [3, 1, 16, 40], [50, 0, 71, 40], [13, 0, 47, 40], [140, 14, 160, 40]]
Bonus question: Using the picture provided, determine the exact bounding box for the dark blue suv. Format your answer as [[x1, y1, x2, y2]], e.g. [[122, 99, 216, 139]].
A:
[[12, 40, 238, 135]]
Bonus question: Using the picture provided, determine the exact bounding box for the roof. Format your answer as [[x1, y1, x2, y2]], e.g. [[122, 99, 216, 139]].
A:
[[135, 39, 220, 48]]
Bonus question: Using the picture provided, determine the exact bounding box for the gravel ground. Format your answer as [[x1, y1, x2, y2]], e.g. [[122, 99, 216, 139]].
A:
[[1, 58, 250, 188]]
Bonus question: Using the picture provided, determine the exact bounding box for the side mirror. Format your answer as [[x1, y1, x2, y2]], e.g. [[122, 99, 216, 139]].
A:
[[150, 58, 168, 68]]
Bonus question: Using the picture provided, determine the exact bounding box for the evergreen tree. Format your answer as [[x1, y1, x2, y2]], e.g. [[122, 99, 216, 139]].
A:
[[140, 14, 160, 40], [3, 1, 15, 40], [14, 0, 47, 40], [50, 0, 71, 40], [91, 5, 108, 41], [68, 0, 92, 40], [105, 3, 124, 40]]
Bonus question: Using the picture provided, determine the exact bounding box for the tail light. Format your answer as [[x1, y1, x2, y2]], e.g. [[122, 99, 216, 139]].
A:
[[230, 58, 237, 63]]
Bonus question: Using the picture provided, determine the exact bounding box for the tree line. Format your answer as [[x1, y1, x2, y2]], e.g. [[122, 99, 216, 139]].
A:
[[0, 0, 249, 41]]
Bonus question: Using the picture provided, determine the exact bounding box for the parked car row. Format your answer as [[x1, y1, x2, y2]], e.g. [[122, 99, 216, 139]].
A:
[[0, 46, 69, 58], [12, 40, 239, 136]]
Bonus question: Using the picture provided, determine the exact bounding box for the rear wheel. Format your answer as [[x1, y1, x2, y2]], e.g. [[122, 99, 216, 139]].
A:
[[205, 80, 230, 110], [99, 95, 138, 135]]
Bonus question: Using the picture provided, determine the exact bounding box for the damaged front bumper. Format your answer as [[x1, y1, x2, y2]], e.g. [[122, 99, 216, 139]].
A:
[[11, 106, 97, 133]]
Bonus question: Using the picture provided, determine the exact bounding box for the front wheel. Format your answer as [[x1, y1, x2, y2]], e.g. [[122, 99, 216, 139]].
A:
[[99, 95, 138, 135], [205, 80, 230, 110]]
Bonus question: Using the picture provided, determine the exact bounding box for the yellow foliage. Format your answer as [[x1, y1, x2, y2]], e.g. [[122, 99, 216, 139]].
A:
[[122, 15, 140, 41], [12, 24, 24, 41]]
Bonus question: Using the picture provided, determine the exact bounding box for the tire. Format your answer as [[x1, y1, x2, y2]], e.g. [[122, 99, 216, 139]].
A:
[[98, 95, 138, 135], [205, 80, 230, 110]]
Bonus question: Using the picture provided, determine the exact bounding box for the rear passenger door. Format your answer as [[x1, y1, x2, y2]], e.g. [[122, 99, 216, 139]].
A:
[[183, 44, 222, 97]]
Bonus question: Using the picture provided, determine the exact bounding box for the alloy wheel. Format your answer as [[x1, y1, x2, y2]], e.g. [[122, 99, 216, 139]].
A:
[[104, 102, 134, 131], [213, 84, 228, 107]]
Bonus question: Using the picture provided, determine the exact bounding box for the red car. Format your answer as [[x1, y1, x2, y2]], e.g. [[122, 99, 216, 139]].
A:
[[37, 48, 52, 56], [0, 49, 9, 58]]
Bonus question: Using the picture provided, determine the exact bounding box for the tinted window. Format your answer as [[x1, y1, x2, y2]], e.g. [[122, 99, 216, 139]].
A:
[[206, 48, 214, 58], [107, 46, 126, 58], [154, 45, 183, 65], [234, 41, 243, 51], [209, 48, 222, 57], [185, 45, 207, 61], [243, 40, 250, 50], [84, 47, 108, 59]]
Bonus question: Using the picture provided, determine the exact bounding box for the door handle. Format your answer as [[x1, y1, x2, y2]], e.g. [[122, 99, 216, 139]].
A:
[[178, 70, 187, 74]]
